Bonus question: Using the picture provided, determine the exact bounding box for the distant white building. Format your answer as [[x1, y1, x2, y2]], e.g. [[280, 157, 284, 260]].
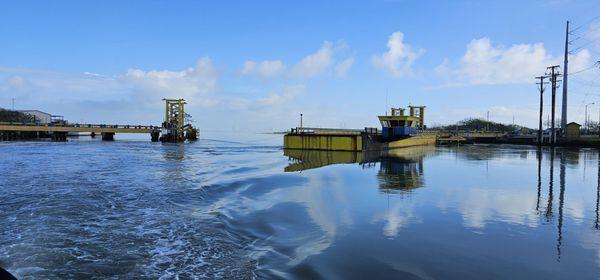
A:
[[18, 110, 53, 124]]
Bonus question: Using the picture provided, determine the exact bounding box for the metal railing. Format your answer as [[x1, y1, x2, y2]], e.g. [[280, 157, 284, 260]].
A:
[[0, 121, 159, 130], [290, 127, 381, 135]]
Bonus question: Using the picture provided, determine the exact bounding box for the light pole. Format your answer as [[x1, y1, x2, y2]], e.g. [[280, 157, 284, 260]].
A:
[[300, 113, 303, 129], [586, 102, 595, 134]]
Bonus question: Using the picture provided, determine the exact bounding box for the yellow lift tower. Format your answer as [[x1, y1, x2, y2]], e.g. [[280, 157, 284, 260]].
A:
[[159, 98, 199, 142]]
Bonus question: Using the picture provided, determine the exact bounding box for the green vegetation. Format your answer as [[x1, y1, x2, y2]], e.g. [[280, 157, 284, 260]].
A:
[[434, 118, 530, 133], [0, 109, 35, 123]]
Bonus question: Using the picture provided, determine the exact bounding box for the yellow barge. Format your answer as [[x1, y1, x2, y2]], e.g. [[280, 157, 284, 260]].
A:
[[284, 105, 436, 151]]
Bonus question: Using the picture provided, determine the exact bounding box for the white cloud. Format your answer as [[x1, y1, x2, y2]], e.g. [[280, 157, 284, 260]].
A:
[[569, 49, 592, 73], [258, 84, 305, 106], [239, 42, 352, 79], [123, 57, 218, 106], [291, 42, 334, 78], [458, 188, 539, 229], [586, 22, 600, 50], [372, 31, 424, 77], [335, 58, 354, 78], [437, 37, 592, 86], [6, 75, 26, 88], [240, 60, 286, 78], [371, 199, 418, 237]]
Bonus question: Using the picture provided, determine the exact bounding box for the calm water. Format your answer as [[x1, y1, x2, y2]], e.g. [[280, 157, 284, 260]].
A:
[[1, 135, 599, 279]]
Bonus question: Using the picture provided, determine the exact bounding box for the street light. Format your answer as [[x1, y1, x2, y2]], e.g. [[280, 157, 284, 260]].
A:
[[585, 102, 595, 134]]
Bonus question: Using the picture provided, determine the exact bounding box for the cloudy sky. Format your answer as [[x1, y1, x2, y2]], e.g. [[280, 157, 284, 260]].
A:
[[1, 1, 600, 132]]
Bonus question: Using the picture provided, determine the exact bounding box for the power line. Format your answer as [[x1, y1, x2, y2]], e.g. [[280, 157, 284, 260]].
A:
[[570, 36, 600, 53], [571, 75, 600, 87], [570, 15, 600, 33], [569, 62, 600, 76]]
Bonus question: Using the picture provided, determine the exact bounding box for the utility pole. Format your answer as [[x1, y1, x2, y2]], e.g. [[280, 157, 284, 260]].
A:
[[11, 98, 15, 110], [585, 103, 595, 134], [546, 65, 561, 145], [585, 105, 588, 133], [486, 111, 490, 131], [536, 75, 548, 144], [561, 21, 569, 132]]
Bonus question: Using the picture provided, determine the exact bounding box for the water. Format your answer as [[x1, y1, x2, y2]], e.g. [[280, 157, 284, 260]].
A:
[[1, 135, 599, 279]]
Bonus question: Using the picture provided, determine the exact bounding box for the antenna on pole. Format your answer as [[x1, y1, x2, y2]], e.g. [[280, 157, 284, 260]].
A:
[[385, 88, 388, 116]]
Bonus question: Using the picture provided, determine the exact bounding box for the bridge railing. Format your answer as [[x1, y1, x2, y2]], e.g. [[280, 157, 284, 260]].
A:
[[0, 122, 160, 130]]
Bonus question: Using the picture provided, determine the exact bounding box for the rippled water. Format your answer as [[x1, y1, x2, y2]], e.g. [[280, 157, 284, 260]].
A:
[[1, 135, 599, 279]]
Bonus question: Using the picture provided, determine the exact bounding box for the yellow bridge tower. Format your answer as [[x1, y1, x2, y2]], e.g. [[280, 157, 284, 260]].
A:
[[160, 98, 198, 142]]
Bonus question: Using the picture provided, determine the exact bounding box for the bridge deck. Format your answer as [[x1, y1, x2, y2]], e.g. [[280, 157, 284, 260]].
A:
[[0, 123, 159, 134]]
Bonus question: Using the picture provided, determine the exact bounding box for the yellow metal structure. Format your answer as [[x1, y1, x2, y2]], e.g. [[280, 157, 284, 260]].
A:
[[161, 98, 186, 142], [377, 106, 425, 129], [565, 122, 581, 139], [377, 106, 426, 138], [409, 105, 425, 128], [160, 98, 198, 142], [284, 145, 435, 172], [164, 99, 185, 132], [283, 105, 434, 151], [381, 136, 436, 149], [436, 136, 466, 145], [284, 134, 363, 151], [283, 131, 437, 151], [284, 149, 363, 172]]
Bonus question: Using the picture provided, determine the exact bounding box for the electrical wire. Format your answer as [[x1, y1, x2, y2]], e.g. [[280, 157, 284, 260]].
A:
[[570, 63, 600, 76], [571, 15, 600, 33]]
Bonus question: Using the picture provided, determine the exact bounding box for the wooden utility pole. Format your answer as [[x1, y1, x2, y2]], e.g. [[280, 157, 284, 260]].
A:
[[536, 75, 548, 144], [546, 65, 561, 145]]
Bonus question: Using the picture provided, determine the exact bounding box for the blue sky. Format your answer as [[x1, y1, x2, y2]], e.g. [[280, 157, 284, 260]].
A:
[[1, 0, 600, 132]]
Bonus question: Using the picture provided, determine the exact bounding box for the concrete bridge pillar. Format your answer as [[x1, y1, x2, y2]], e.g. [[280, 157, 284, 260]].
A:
[[101, 132, 115, 141]]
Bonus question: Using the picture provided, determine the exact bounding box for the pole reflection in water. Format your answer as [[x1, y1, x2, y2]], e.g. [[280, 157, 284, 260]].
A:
[[557, 150, 566, 261], [597, 155, 600, 230], [3, 142, 600, 278], [546, 148, 555, 222], [536, 147, 542, 213]]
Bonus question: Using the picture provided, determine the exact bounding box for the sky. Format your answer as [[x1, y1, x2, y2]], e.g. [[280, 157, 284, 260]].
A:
[[1, 0, 600, 132]]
